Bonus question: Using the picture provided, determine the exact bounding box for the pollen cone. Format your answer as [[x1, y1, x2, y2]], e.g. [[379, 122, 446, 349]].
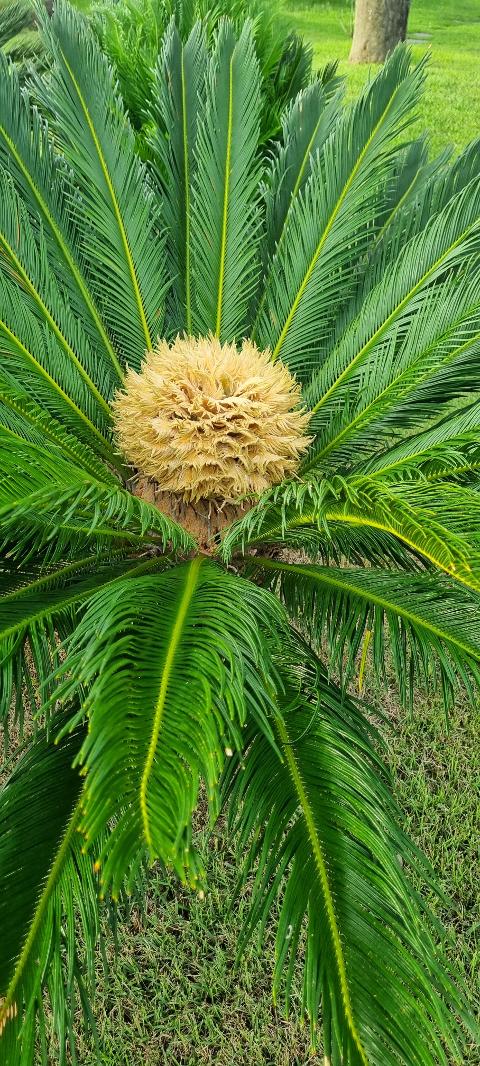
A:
[[113, 335, 311, 506]]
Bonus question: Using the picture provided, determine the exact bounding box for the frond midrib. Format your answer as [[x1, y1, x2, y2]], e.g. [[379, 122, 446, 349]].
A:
[[140, 555, 204, 852], [255, 557, 480, 661], [0, 792, 83, 1027], [0, 555, 165, 641], [275, 713, 369, 1065], [309, 212, 480, 418], [59, 47, 153, 351], [0, 227, 112, 418], [215, 52, 234, 338], [0, 313, 117, 463], [270, 83, 400, 362]]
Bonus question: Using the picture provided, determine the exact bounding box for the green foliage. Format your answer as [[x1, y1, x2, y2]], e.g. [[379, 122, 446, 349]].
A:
[[90, 0, 320, 151], [0, 718, 103, 1066], [225, 645, 472, 1063], [0, 4, 479, 1062], [0, 0, 43, 72]]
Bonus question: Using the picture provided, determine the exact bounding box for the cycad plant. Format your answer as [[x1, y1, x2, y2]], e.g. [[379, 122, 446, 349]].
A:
[[0, 4, 480, 1063], [0, 0, 49, 73], [90, 0, 321, 149]]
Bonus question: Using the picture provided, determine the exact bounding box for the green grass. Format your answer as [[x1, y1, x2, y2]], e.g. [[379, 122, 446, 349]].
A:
[[288, 0, 480, 155]]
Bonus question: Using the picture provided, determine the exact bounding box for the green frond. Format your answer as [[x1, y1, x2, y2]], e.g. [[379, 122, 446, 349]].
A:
[[366, 136, 451, 262], [150, 20, 207, 333], [254, 48, 425, 377], [379, 136, 480, 269], [0, 168, 114, 425], [220, 474, 480, 593], [91, 0, 314, 147], [0, 266, 119, 465], [0, 0, 32, 50], [0, 53, 124, 386], [225, 649, 474, 1063], [0, 376, 117, 483], [304, 179, 480, 443], [0, 720, 101, 1066], [0, 552, 170, 739], [52, 560, 283, 897], [304, 272, 480, 469], [361, 398, 480, 481], [38, 0, 168, 369], [0, 433, 195, 563], [253, 557, 480, 708], [190, 18, 262, 341], [262, 78, 343, 265]]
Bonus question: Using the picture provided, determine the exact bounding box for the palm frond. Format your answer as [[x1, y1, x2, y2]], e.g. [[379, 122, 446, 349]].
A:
[[0, 376, 116, 483], [262, 78, 343, 265], [0, 433, 194, 562], [52, 560, 283, 897], [254, 48, 425, 378], [190, 18, 262, 341], [38, 0, 168, 369], [225, 648, 473, 1063], [0, 168, 114, 422], [150, 19, 207, 333], [361, 398, 480, 481], [0, 552, 169, 738], [0, 266, 119, 465], [0, 720, 101, 1066], [0, 53, 124, 386], [303, 182, 480, 458], [253, 557, 480, 708], [220, 473, 480, 593], [304, 272, 480, 468]]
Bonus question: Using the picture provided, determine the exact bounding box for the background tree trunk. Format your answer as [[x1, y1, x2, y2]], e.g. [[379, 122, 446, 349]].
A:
[[349, 0, 410, 64]]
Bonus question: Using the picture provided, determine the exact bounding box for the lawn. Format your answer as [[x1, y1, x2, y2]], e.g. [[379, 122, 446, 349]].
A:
[[288, 0, 480, 155]]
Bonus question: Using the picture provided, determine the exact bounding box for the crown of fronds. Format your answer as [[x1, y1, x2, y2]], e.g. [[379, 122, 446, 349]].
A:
[[0, 4, 480, 1064]]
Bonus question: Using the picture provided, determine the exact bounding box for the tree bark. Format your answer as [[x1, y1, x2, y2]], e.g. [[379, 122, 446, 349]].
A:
[[349, 0, 410, 64]]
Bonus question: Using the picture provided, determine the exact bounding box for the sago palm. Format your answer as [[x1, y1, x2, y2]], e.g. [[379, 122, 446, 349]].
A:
[[90, 0, 323, 151], [0, 4, 479, 1063], [0, 0, 49, 73]]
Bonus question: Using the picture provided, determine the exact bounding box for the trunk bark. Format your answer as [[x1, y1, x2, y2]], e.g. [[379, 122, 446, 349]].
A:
[[349, 0, 410, 64]]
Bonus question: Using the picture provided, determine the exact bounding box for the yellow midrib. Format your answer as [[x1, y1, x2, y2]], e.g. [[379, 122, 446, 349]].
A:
[[181, 53, 192, 333], [215, 55, 234, 339], [252, 103, 330, 337], [305, 323, 480, 469], [271, 86, 400, 363], [0, 794, 83, 1027], [275, 714, 369, 1066], [140, 557, 203, 853], [0, 315, 113, 457], [256, 557, 480, 661], [60, 51, 153, 351], [0, 229, 112, 419], [0, 395, 106, 481], [309, 218, 480, 418]]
